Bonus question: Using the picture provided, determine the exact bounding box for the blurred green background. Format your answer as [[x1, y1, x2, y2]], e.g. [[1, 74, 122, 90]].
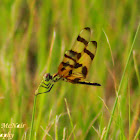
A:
[[0, 0, 140, 139]]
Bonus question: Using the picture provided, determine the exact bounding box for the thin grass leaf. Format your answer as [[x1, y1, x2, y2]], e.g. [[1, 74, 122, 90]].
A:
[[134, 127, 140, 140], [102, 29, 114, 66], [104, 21, 140, 140], [133, 50, 140, 86], [35, 30, 56, 134], [128, 80, 131, 140], [30, 95, 37, 140], [64, 98, 76, 139]]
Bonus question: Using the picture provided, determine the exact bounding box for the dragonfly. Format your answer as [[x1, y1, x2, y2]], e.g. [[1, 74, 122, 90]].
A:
[[35, 27, 101, 95]]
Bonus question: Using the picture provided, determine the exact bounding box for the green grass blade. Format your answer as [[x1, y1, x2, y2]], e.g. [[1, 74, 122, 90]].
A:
[[64, 98, 76, 140], [133, 50, 140, 86], [134, 127, 140, 140], [128, 81, 131, 140], [104, 21, 140, 140], [35, 30, 55, 134], [29, 95, 37, 140]]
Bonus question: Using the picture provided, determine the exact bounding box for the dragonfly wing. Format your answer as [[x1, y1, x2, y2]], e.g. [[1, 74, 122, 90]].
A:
[[71, 27, 91, 54], [66, 41, 97, 82], [58, 27, 91, 77]]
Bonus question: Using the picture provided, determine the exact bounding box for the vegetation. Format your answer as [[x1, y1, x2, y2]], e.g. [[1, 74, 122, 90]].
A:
[[0, 0, 139, 139]]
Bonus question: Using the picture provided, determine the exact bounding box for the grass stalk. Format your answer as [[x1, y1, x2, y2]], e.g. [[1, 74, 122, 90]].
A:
[[133, 50, 140, 86], [55, 115, 58, 140], [134, 127, 140, 140], [102, 29, 114, 66], [104, 21, 140, 139], [35, 30, 55, 133], [128, 81, 131, 140], [29, 95, 37, 140], [129, 103, 140, 139], [64, 98, 76, 139]]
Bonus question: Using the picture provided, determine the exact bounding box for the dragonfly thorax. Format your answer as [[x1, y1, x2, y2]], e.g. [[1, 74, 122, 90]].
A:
[[52, 73, 62, 82]]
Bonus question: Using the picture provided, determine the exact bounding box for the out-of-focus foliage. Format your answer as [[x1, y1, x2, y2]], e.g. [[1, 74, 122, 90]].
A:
[[0, 0, 139, 139]]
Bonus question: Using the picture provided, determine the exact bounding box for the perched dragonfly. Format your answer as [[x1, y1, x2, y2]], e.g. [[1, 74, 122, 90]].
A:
[[35, 27, 101, 95]]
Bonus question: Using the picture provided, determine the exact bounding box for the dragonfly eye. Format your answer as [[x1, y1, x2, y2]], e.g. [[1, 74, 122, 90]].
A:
[[44, 73, 52, 81]]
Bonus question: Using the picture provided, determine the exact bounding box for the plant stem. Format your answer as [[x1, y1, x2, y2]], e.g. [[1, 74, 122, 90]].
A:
[[30, 95, 37, 140], [104, 21, 140, 140]]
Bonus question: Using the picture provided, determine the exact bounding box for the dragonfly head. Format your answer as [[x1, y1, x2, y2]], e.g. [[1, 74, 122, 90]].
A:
[[44, 73, 52, 81], [35, 73, 53, 95]]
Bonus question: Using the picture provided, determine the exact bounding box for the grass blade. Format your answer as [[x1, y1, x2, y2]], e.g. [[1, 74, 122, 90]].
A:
[[104, 21, 140, 139], [64, 98, 76, 139], [133, 50, 140, 86], [29, 95, 37, 140]]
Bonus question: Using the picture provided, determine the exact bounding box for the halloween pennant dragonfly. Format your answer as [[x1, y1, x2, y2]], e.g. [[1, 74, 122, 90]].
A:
[[35, 27, 101, 95]]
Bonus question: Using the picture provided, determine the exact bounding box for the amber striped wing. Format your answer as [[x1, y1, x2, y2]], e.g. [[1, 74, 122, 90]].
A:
[[66, 41, 97, 83], [57, 27, 101, 86], [58, 27, 91, 78]]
